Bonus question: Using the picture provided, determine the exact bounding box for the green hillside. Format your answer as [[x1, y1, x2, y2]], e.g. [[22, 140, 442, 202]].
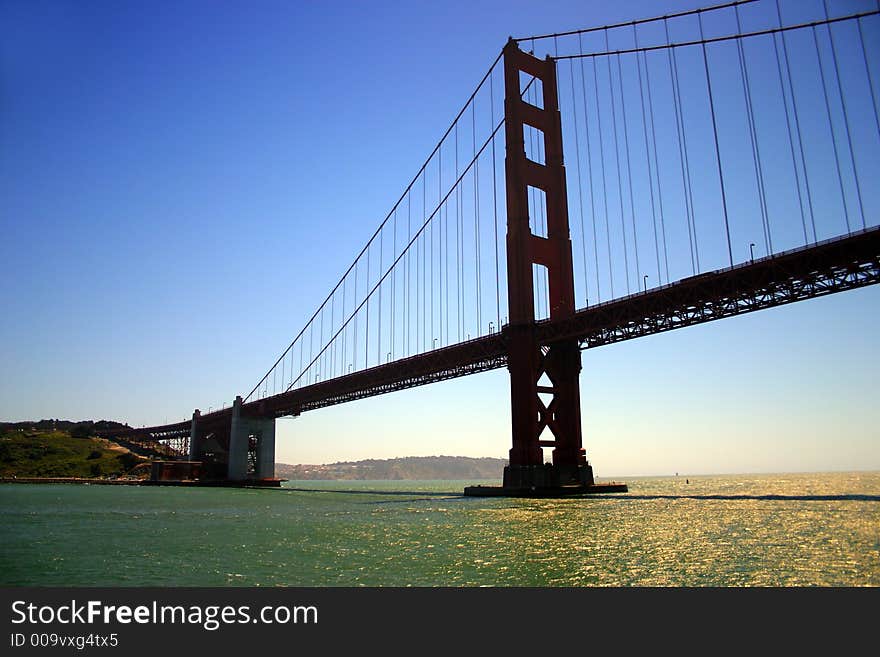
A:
[[0, 428, 146, 478]]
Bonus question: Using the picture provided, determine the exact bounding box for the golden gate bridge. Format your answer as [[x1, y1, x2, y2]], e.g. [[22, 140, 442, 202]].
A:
[[103, 0, 880, 494]]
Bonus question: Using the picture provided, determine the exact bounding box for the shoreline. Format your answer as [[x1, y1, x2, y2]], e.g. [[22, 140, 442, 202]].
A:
[[0, 476, 284, 488], [0, 476, 146, 485]]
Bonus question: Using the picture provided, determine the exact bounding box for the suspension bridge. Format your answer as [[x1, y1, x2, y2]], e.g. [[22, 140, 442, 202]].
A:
[[105, 0, 880, 493]]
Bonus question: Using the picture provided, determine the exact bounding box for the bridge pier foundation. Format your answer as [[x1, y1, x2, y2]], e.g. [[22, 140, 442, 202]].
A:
[[502, 463, 594, 489], [227, 395, 276, 481]]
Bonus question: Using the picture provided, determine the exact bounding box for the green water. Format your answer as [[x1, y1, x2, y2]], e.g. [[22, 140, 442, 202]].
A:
[[1, 473, 878, 586]]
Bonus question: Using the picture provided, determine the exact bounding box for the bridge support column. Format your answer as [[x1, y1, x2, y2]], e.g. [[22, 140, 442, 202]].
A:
[[496, 39, 596, 493], [227, 395, 276, 481], [254, 418, 275, 480], [228, 396, 247, 481], [188, 409, 201, 461]]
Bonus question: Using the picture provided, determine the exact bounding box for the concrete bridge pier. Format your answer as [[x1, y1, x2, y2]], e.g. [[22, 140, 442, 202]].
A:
[[188, 409, 201, 460], [227, 395, 276, 481]]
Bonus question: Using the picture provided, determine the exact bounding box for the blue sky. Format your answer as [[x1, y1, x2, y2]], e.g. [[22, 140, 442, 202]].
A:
[[1, 0, 878, 476]]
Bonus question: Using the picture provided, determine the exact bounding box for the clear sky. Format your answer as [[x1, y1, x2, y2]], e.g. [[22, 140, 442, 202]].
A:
[[2, 0, 878, 476]]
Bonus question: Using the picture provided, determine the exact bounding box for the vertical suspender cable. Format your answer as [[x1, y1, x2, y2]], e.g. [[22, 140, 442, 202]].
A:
[[309, 320, 314, 384], [473, 100, 482, 334], [698, 9, 734, 267], [593, 56, 615, 297], [459, 127, 465, 338], [616, 52, 641, 286], [422, 175, 427, 351], [391, 209, 396, 359], [776, 0, 817, 243], [364, 245, 370, 368], [445, 165, 451, 343], [490, 70, 501, 327], [607, 29, 631, 294], [430, 164, 435, 347], [642, 48, 670, 283], [771, 32, 809, 246], [455, 121, 462, 342], [667, 18, 699, 274], [812, 24, 851, 234], [405, 196, 410, 356], [579, 33, 601, 303], [823, 0, 867, 230], [439, 148, 444, 346], [735, 4, 772, 256], [378, 227, 383, 362], [634, 25, 662, 287], [340, 264, 348, 374], [856, 17, 880, 138], [330, 288, 335, 377], [281, 339, 286, 389], [569, 57, 590, 306], [319, 307, 325, 382]]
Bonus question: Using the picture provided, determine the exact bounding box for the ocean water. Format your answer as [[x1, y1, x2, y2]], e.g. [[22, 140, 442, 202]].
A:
[[0, 472, 877, 586]]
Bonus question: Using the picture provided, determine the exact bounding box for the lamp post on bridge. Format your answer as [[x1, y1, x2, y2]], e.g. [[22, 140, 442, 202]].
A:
[[750, 242, 756, 263], [643, 275, 649, 293]]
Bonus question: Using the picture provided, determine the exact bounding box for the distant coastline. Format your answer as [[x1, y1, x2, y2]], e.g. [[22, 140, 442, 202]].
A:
[[1, 421, 507, 483], [275, 456, 507, 481]]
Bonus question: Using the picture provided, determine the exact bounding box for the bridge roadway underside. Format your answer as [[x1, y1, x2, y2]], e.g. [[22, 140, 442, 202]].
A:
[[117, 226, 880, 442]]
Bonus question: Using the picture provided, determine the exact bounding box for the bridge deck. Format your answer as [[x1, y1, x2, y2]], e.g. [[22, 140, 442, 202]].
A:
[[109, 226, 879, 439]]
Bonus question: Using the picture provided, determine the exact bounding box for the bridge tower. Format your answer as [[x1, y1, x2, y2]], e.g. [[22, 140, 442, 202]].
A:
[[501, 39, 592, 491]]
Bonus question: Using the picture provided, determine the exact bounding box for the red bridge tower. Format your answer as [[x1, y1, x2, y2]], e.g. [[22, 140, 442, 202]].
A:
[[500, 39, 594, 491]]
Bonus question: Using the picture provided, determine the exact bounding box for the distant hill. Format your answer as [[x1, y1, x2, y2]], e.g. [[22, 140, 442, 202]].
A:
[[276, 456, 507, 480], [0, 419, 131, 434]]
